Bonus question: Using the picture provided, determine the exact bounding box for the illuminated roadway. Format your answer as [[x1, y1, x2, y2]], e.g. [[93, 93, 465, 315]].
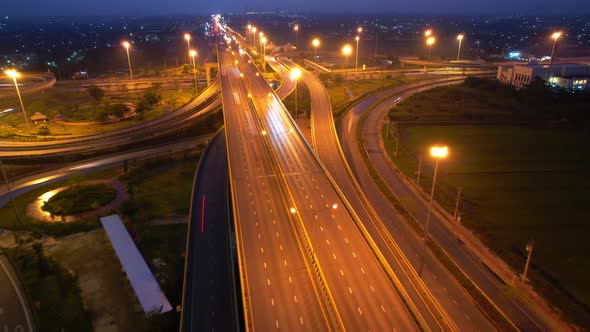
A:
[[0, 79, 220, 159], [344, 81, 556, 331], [219, 42, 332, 331], [225, 35, 422, 330]]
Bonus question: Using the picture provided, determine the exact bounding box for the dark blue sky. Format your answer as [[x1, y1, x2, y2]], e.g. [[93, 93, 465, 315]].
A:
[[4, 0, 588, 16]]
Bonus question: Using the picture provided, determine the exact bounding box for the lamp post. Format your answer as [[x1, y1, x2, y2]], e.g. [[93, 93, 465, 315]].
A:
[[122, 41, 133, 80], [4, 69, 29, 129], [312, 38, 320, 61], [261, 36, 267, 71], [548, 31, 562, 81], [189, 49, 198, 92], [355, 36, 360, 73], [357, 26, 363, 34], [425, 36, 436, 74], [252, 27, 257, 48], [246, 24, 251, 46], [291, 68, 301, 119], [456, 34, 464, 62], [418, 145, 449, 276], [258, 31, 264, 56], [184, 33, 191, 65], [342, 44, 352, 70], [293, 24, 299, 49]]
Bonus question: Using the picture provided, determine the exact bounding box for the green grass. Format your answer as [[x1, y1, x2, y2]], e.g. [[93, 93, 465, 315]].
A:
[[42, 183, 117, 215], [0, 86, 196, 136], [0, 168, 121, 236], [386, 124, 590, 327], [5, 245, 93, 331]]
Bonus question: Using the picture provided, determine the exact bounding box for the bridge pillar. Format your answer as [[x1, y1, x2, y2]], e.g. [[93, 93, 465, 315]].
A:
[[205, 63, 217, 86]]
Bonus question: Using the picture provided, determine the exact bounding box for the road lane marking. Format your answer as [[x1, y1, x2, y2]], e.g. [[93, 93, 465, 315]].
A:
[[260, 247, 264, 253], [381, 305, 386, 312], [267, 278, 271, 286], [332, 253, 337, 260], [276, 320, 280, 329], [348, 287, 353, 294], [271, 297, 275, 307], [300, 316, 304, 325], [326, 239, 330, 245], [370, 285, 375, 292], [352, 251, 357, 258], [284, 259, 288, 267], [340, 269, 344, 276], [361, 267, 366, 274], [289, 276, 293, 284], [263, 262, 267, 269], [344, 237, 349, 244], [357, 307, 363, 315], [294, 295, 298, 303]]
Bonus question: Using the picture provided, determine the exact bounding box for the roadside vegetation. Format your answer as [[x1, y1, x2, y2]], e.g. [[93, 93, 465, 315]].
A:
[[382, 77, 590, 327], [0, 82, 196, 137], [5, 244, 93, 331], [41, 183, 117, 215]]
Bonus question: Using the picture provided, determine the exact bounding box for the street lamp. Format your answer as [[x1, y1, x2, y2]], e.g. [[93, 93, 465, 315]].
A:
[[425, 36, 436, 74], [246, 24, 252, 45], [293, 24, 299, 48], [312, 38, 320, 60], [357, 26, 363, 34], [418, 144, 449, 276], [424, 29, 432, 37], [342, 44, 352, 69], [548, 31, 563, 80], [355, 36, 360, 73], [184, 33, 191, 64], [189, 49, 198, 92], [122, 41, 133, 80], [252, 27, 257, 48], [456, 34, 464, 61], [258, 32, 264, 57], [290, 68, 302, 119], [4, 69, 29, 129], [261, 36, 268, 71]]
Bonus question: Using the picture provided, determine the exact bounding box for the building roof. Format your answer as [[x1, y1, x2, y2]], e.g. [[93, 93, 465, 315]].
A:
[[30, 112, 47, 121]]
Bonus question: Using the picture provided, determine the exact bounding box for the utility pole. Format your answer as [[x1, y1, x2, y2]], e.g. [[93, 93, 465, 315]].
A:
[[0, 159, 21, 223], [416, 155, 422, 185], [453, 187, 462, 221], [522, 241, 534, 282]]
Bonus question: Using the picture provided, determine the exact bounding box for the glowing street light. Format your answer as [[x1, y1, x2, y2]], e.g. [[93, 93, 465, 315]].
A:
[[184, 33, 191, 64], [357, 26, 363, 34], [293, 24, 299, 48], [424, 29, 432, 37], [332, 203, 338, 209], [355, 36, 360, 73], [4, 69, 29, 129], [122, 41, 133, 80], [342, 44, 352, 69], [290, 207, 297, 214], [246, 24, 252, 45], [418, 144, 449, 276], [311, 38, 320, 60], [425, 36, 436, 74], [548, 31, 563, 80], [189, 49, 198, 92], [261, 36, 268, 70], [290, 68, 302, 119], [456, 34, 464, 61], [252, 26, 257, 47]]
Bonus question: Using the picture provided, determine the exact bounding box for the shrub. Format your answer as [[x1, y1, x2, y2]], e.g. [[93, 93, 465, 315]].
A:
[[37, 125, 50, 136], [143, 91, 161, 106], [42, 184, 117, 215], [86, 85, 105, 102], [108, 103, 128, 119]]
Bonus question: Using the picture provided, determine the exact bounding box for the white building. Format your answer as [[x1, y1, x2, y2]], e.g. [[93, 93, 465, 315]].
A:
[[497, 63, 590, 90]]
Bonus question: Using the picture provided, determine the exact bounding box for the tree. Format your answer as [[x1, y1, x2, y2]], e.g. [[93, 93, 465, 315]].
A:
[[333, 74, 344, 85], [86, 85, 105, 102], [108, 104, 128, 119], [135, 100, 151, 113], [0, 125, 16, 138], [37, 125, 50, 136], [143, 91, 161, 106]]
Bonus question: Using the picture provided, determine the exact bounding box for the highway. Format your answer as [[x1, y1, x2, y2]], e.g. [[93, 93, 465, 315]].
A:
[[270, 57, 497, 331], [0, 255, 34, 332], [229, 35, 421, 330], [180, 130, 240, 332], [219, 41, 331, 331], [0, 79, 220, 159], [339, 79, 560, 331], [0, 72, 56, 98], [0, 136, 211, 208]]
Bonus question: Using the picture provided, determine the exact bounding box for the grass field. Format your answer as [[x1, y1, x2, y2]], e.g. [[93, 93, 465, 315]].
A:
[[327, 77, 413, 108], [384, 124, 590, 326], [0, 85, 195, 136]]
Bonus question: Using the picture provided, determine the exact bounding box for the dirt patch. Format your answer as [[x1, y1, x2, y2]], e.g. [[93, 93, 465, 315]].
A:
[[44, 230, 146, 332]]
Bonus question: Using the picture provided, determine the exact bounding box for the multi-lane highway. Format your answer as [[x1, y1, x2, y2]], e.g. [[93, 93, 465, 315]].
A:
[[269, 57, 499, 331], [0, 79, 220, 159], [218, 41, 332, 331], [342, 81, 563, 331], [226, 34, 425, 330]]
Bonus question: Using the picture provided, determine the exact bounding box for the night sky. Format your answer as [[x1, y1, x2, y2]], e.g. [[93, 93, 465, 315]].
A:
[[3, 0, 589, 16]]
